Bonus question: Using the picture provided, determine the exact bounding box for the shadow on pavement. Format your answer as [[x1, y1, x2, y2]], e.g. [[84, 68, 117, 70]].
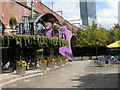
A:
[[71, 73, 120, 89]]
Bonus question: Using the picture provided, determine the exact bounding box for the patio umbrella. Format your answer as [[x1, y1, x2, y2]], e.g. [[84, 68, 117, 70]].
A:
[[107, 40, 120, 48]]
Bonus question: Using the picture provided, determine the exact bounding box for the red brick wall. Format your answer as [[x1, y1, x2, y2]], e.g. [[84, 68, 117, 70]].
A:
[[0, 1, 2, 20], [1, 2, 31, 27], [1, 1, 78, 31], [35, 2, 78, 31]]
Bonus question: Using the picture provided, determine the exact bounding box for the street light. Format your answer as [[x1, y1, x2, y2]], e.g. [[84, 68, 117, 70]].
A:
[[55, 11, 63, 17], [31, 0, 34, 18]]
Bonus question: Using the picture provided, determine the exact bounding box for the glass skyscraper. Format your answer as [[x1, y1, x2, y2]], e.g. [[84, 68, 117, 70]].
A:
[[80, 0, 97, 26], [118, 1, 120, 25]]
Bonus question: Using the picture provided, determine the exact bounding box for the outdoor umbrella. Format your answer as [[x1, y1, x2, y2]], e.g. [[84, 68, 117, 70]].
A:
[[107, 40, 120, 48]]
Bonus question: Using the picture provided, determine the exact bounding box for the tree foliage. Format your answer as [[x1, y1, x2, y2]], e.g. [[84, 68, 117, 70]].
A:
[[74, 22, 120, 47]]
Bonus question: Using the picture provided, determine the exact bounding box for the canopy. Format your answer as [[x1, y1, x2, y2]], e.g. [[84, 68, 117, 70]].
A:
[[107, 40, 120, 48]]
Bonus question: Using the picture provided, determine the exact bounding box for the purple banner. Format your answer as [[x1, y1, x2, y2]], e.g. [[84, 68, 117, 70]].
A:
[[45, 28, 53, 37], [58, 26, 74, 60], [45, 26, 74, 60]]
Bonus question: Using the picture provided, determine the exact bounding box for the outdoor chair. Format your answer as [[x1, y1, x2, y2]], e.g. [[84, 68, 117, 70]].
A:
[[109, 57, 118, 64], [94, 59, 104, 67], [94, 56, 110, 67]]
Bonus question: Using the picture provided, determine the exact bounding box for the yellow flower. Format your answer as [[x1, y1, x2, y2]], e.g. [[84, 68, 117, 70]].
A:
[[50, 59, 55, 62], [16, 61, 21, 65], [40, 60, 47, 64], [16, 61, 27, 68]]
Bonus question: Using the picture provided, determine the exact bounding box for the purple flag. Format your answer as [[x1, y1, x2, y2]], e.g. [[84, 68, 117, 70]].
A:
[[59, 26, 74, 60], [45, 26, 74, 60], [45, 28, 53, 37]]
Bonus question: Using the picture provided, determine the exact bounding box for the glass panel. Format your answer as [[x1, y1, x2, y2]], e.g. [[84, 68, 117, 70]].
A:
[[37, 23, 45, 35], [0, 25, 2, 34]]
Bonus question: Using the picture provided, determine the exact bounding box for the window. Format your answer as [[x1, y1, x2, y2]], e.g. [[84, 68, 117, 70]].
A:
[[37, 23, 45, 35], [0, 22, 4, 34]]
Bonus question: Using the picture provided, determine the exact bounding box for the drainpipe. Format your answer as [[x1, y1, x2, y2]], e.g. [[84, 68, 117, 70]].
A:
[[31, 0, 34, 18]]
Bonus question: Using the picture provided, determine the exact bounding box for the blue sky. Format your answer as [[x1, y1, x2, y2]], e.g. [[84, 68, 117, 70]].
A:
[[42, 0, 119, 29]]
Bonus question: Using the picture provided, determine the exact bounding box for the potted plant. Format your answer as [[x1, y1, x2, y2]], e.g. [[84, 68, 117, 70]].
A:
[[48, 55, 55, 68], [16, 60, 27, 75], [56, 56, 63, 66], [61, 57, 66, 65], [39, 55, 47, 70], [62, 56, 69, 64]]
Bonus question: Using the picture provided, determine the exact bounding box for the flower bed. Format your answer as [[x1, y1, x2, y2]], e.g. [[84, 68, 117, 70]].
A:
[[61, 56, 68, 65], [39, 60, 47, 70], [48, 58, 55, 68], [56, 57, 63, 66], [16, 60, 27, 68], [16, 60, 27, 75]]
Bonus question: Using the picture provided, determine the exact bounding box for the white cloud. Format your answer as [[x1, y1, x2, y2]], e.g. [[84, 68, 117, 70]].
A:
[[97, 17, 118, 29], [52, 1, 80, 20], [43, 0, 119, 29], [97, 0, 119, 29], [42, 0, 119, 3]]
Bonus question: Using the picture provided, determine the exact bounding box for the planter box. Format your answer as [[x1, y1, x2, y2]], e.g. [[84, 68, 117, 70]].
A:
[[48, 62, 55, 68], [66, 59, 69, 64], [16, 65, 26, 75], [39, 63, 47, 70], [62, 60, 66, 65], [56, 61, 62, 66]]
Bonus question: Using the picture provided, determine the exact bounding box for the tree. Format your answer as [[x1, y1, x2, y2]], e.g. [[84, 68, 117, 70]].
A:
[[113, 28, 120, 41], [75, 21, 108, 47], [76, 28, 90, 47], [93, 28, 108, 46], [108, 23, 120, 43], [112, 23, 120, 30], [107, 30, 115, 44]]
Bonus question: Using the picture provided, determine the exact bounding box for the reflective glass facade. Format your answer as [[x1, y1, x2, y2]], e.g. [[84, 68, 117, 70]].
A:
[[80, 0, 97, 26]]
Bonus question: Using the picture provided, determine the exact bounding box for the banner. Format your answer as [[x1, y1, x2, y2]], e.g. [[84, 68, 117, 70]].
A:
[[45, 26, 74, 60], [45, 28, 53, 37], [58, 26, 74, 60]]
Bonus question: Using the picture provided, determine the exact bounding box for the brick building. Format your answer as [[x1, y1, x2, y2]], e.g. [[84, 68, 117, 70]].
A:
[[0, 0, 78, 32], [1, 0, 77, 73]]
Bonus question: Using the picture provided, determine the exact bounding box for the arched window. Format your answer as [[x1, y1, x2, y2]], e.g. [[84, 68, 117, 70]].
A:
[[36, 23, 45, 35], [9, 17, 17, 29]]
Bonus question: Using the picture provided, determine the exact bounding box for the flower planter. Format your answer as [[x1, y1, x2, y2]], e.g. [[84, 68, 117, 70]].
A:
[[65, 59, 69, 64], [39, 63, 47, 70], [16, 65, 26, 75], [62, 60, 66, 65], [48, 62, 55, 68], [56, 61, 62, 66]]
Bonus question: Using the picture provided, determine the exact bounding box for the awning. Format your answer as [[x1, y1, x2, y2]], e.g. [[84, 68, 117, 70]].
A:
[[107, 40, 120, 48]]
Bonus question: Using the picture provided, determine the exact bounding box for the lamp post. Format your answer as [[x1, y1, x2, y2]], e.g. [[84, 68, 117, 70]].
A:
[[31, 0, 34, 18], [55, 11, 63, 17]]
